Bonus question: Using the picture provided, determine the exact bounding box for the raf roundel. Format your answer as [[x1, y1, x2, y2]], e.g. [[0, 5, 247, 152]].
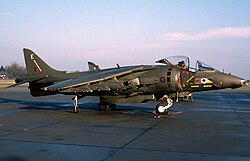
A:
[[160, 77, 166, 83]]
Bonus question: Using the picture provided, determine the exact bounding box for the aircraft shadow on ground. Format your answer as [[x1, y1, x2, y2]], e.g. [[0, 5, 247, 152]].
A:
[[0, 97, 154, 114]]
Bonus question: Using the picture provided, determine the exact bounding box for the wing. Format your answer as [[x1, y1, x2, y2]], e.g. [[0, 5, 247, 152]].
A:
[[43, 66, 154, 92]]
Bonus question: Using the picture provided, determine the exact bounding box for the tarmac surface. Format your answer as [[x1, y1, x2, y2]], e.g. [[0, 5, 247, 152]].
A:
[[0, 86, 250, 161]]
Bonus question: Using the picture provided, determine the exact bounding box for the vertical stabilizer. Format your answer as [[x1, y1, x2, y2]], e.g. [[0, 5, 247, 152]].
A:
[[23, 48, 62, 77], [88, 62, 101, 71]]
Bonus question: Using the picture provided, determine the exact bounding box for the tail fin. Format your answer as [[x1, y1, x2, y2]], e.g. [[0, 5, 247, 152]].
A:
[[23, 48, 62, 77], [88, 62, 101, 71]]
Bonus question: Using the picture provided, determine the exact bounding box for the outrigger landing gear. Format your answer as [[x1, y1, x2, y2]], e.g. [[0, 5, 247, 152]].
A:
[[72, 95, 80, 113], [176, 91, 179, 103], [98, 102, 116, 111], [156, 96, 173, 114]]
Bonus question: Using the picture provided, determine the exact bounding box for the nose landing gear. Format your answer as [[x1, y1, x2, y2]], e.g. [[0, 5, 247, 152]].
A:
[[156, 96, 173, 114]]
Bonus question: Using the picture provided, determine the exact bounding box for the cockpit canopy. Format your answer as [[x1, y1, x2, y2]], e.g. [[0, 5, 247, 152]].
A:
[[156, 55, 190, 68], [196, 61, 215, 71], [156, 56, 216, 72]]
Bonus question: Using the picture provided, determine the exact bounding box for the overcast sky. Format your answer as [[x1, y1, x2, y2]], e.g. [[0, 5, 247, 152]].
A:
[[1, 0, 250, 79]]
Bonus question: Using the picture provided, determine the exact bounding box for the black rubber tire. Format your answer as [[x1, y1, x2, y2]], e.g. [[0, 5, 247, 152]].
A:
[[98, 102, 111, 111], [156, 103, 167, 114], [73, 106, 80, 113], [109, 103, 117, 111]]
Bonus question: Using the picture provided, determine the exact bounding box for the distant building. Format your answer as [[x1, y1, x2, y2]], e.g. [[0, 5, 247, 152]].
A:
[[0, 71, 7, 79]]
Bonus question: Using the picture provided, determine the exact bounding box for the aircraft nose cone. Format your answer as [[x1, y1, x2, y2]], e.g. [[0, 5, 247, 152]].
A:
[[226, 76, 245, 89], [216, 73, 245, 89], [240, 79, 248, 86]]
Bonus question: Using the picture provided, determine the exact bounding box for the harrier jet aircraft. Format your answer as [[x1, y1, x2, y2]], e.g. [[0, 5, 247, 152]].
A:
[[11, 49, 246, 114]]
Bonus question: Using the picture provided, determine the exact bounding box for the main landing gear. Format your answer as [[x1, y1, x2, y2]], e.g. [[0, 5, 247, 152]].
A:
[[72, 95, 117, 113], [98, 102, 116, 111], [156, 96, 173, 114]]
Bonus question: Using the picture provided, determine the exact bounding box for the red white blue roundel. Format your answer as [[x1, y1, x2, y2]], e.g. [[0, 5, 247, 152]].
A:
[[160, 77, 166, 83], [195, 78, 213, 84]]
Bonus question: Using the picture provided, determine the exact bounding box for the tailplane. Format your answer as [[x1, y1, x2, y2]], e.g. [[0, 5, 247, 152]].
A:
[[7, 49, 65, 96], [22, 49, 65, 96]]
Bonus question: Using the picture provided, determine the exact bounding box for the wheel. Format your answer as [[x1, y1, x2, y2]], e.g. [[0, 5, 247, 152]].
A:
[[109, 103, 116, 111], [98, 102, 111, 111], [73, 106, 80, 113], [156, 103, 167, 114]]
